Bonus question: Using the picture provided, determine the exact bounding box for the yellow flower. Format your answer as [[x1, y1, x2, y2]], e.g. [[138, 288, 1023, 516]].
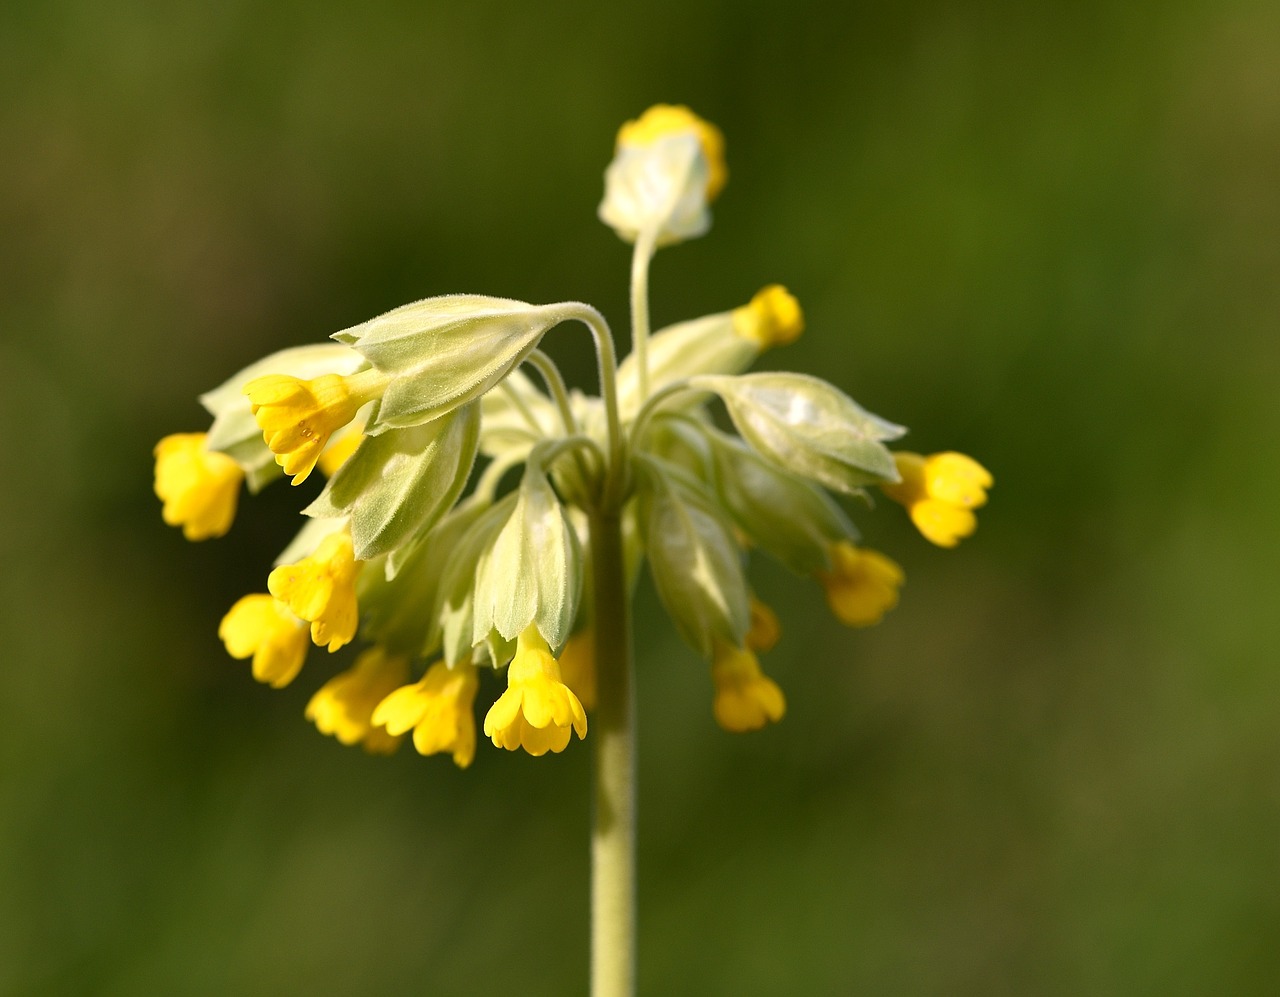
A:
[[371, 660, 479, 768], [153, 433, 243, 541], [881, 451, 993, 548], [218, 593, 310, 688], [556, 630, 597, 712], [711, 640, 786, 733], [267, 530, 362, 652], [816, 541, 904, 628], [731, 285, 804, 349], [616, 104, 727, 201], [243, 370, 381, 485], [746, 596, 781, 653], [305, 646, 409, 755], [483, 627, 587, 756], [316, 426, 363, 478]]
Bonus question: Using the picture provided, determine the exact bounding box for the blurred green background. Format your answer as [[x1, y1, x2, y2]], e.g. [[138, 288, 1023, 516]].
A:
[[3, 0, 1278, 994]]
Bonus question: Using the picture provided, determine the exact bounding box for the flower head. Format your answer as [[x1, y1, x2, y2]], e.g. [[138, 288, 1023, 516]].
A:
[[218, 593, 310, 688], [817, 542, 904, 628], [244, 371, 379, 485], [711, 640, 786, 733], [732, 285, 804, 349], [305, 645, 409, 754], [371, 660, 479, 768], [483, 627, 587, 756], [153, 433, 243, 540], [267, 529, 362, 651], [881, 451, 993, 548]]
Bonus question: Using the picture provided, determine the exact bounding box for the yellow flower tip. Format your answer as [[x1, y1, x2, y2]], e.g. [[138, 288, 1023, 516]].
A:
[[731, 285, 804, 349], [556, 630, 597, 712], [881, 451, 993, 548], [482, 628, 587, 757], [153, 433, 243, 541], [243, 372, 369, 486], [371, 660, 480, 769], [218, 593, 310, 688], [267, 530, 362, 652], [305, 646, 410, 752], [817, 542, 904, 628], [617, 104, 727, 201], [316, 429, 363, 478], [746, 596, 781, 654], [711, 642, 786, 733]]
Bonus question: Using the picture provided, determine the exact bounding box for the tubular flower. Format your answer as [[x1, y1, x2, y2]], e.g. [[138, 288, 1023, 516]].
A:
[[616, 104, 727, 201], [483, 627, 587, 756], [305, 646, 409, 755], [556, 630, 597, 712], [732, 285, 804, 349], [267, 530, 362, 652], [817, 541, 904, 628], [371, 660, 480, 768], [153, 433, 243, 540], [244, 370, 381, 485], [218, 593, 310, 688], [711, 640, 786, 733], [881, 451, 993, 548], [316, 426, 363, 478], [746, 596, 781, 653]]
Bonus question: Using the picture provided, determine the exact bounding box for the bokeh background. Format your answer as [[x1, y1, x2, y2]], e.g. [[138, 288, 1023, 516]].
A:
[[3, 1, 1278, 994]]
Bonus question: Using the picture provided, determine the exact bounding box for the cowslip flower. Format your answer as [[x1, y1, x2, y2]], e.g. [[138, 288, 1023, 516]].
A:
[[483, 627, 587, 756], [371, 660, 479, 768], [817, 542, 904, 628], [746, 596, 782, 653], [153, 433, 243, 540], [731, 285, 805, 349], [556, 630, 597, 712], [267, 529, 362, 651], [305, 645, 409, 754], [710, 640, 786, 733], [881, 451, 993, 548], [218, 593, 310, 688]]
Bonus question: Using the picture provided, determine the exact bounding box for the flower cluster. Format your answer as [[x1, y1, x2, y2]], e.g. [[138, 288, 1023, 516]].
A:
[[154, 104, 991, 763]]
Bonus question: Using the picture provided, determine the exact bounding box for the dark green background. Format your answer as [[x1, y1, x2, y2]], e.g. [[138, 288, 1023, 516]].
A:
[[3, 1, 1277, 994]]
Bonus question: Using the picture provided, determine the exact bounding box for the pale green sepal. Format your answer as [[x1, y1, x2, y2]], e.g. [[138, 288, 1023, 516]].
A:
[[302, 402, 480, 561], [274, 515, 348, 567], [437, 494, 519, 666], [616, 312, 754, 420], [692, 372, 906, 494], [705, 428, 856, 574], [635, 455, 749, 658], [201, 343, 365, 493], [471, 443, 582, 649], [335, 295, 561, 431]]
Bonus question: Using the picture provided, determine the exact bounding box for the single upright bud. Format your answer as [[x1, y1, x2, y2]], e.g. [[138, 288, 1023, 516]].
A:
[[732, 285, 804, 348]]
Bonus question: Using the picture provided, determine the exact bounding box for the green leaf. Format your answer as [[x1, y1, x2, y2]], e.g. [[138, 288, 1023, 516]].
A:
[[692, 372, 905, 494], [303, 402, 480, 560]]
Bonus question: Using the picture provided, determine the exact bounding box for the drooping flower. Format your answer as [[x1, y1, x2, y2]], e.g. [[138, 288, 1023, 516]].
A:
[[816, 541, 904, 628], [218, 593, 310, 688], [599, 104, 727, 246], [243, 370, 382, 485], [483, 627, 587, 756], [153, 433, 243, 540], [710, 640, 786, 733], [267, 529, 362, 651], [371, 660, 479, 768], [731, 285, 804, 349], [305, 645, 409, 754], [556, 630, 597, 712], [881, 451, 993, 548]]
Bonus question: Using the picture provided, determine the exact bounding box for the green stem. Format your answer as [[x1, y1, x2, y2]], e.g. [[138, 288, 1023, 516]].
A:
[[589, 506, 635, 997], [629, 230, 657, 401]]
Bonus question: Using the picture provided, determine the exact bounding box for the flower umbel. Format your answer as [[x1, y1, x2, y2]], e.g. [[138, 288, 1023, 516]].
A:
[[153, 433, 243, 540], [372, 660, 480, 768], [483, 627, 588, 756], [881, 451, 993, 548], [218, 593, 310, 688], [817, 542, 904, 628], [267, 529, 362, 651], [711, 640, 786, 733], [305, 645, 409, 754]]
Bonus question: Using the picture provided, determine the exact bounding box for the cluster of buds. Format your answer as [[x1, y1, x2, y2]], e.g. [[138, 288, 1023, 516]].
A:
[[153, 105, 991, 764]]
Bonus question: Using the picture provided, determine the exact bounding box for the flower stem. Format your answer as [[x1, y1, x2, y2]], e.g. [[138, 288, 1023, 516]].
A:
[[630, 230, 657, 401], [589, 506, 635, 997]]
